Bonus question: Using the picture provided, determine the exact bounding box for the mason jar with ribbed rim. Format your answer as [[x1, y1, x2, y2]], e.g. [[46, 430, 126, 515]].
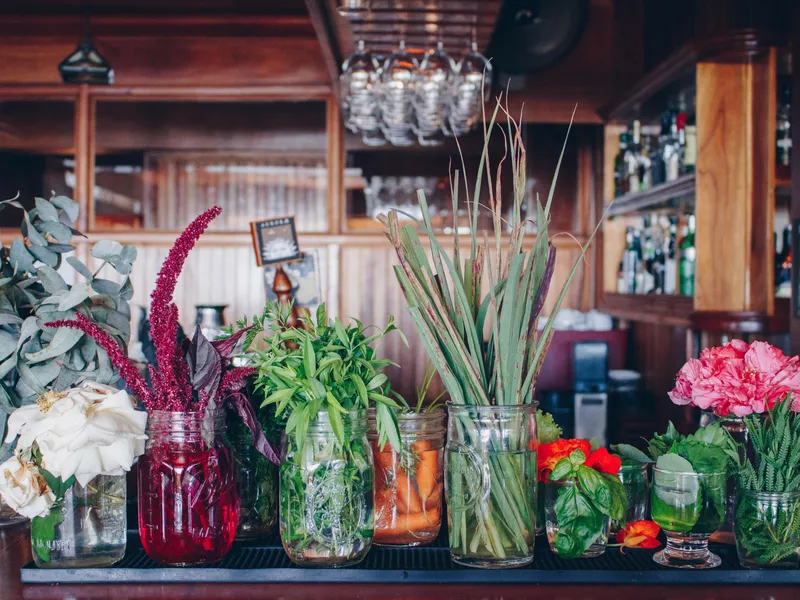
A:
[[368, 408, 446, 546], [138, 410, 239, 566], [445, 404, 537, 569], [231, 429, 278, 540], [31, 474, 126, 568], [735, 489, 800, 569], [280, 408, 374, 567]]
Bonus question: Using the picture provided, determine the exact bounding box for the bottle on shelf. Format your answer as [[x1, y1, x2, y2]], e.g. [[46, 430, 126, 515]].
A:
[[777, 225, 792, 298], [664, 217, 678, 295], [622, 227, 640, 294], [683, 109, 697, 174], [639, 135, 654, 191], [614, 132, 630, 197], [777, 81, 792, 168], [627, 120, 643, 193], [664, 109, 682, 182], [679, 215, 696, 296]]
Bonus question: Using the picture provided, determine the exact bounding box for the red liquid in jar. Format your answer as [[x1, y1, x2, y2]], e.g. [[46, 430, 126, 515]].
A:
[[138, 443, 239, 565]]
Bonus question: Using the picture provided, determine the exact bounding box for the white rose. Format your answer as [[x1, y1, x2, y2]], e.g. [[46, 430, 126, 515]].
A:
[[0, 455, 55, 519], [5, 382, 148, 487]]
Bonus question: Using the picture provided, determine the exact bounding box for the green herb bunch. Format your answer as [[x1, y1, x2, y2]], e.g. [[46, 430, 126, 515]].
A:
[[549, 450, 627, 558], [735, 397, 800, 566], [647, 421, 740, 474], [536, 409, 562, 445], [243, 302, 405, 451]]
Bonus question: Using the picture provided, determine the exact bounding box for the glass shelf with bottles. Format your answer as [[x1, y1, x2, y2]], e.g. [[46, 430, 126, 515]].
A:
[[614, 212, 696, 297], [613, 89, 696, 203]]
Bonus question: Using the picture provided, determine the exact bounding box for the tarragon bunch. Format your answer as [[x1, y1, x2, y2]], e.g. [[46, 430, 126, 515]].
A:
[[0, 194, 136, 457]]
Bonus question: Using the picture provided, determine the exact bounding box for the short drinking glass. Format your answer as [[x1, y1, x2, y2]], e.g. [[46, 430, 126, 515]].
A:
[[610, 461, 650, 537], [651, 467, 726, 569]]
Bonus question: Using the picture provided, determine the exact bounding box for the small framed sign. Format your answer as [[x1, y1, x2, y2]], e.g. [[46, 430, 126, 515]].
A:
[[250, 217, 302, 267]]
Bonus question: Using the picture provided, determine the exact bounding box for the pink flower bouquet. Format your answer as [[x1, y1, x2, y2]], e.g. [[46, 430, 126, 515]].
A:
[[669, 340, 800, 417]]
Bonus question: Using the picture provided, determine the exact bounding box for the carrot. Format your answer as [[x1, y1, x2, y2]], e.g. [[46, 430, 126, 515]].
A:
[[425, 482, 442, 510], [388, 508, 442, 534], [413, 439, 432, 453], [416, 448, 439, 501], [394, 472, 422, 513]]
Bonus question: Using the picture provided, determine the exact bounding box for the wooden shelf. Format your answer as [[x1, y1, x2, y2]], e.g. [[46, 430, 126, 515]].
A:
[[599, 293, 694, 327], [601, 29, 784, 123], [599, 293, 790, 334], [606, 173, 695, 217]]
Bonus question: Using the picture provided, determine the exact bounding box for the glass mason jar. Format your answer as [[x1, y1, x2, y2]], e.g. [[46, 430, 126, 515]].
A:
[[231, 430, 278, 539], [651, 467, 726, 569], [138, 410, 239, 566], [735, 490, 800, 569], [0, 495, 27, 528], [31, 474, 126, 568], [700, 412, 749, 542], [367, 408, 446, 547], [610, 461, 650, 537], [445, 404, 537, 569], [545, 479, 610, 558], [280, 409, 374, 567]]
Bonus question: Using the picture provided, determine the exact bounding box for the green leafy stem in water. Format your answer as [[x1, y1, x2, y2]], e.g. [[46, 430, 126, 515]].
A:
[[550, 449, 626, 559], [736, 397, 800, 565]]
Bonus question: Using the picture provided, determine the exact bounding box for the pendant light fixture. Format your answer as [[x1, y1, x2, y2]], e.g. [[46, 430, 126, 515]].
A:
[[59, 17, 114, 85]]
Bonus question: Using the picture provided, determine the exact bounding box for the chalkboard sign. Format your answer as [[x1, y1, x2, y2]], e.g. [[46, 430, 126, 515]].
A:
[[249, 217, 302, 267]]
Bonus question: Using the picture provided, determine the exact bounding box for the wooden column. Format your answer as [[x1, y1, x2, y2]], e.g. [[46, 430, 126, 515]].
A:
[[73, 83, 95, 232], [326, 95, 344, 234], [694, 49, 776, 314]]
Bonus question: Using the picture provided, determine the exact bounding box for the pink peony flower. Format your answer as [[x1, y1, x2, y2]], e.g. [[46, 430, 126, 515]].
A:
[[668, 340, 800, 417]]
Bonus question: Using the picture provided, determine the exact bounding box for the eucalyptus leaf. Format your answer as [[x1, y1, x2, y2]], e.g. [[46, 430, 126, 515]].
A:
[[38, 221, 73, 244], [34, 197, 59, 222], [24, 327, 84, 364], [66, 257, 94, 281], [58, 282, 90, 311], [24, 213, 47, 247], [91, 278, 121, 296], [91, 240, 124, 261], [36, 266, 68, 294], [28, 245, 59, 268], [10, 239, 36, 274], [50, 195, 79, 222]]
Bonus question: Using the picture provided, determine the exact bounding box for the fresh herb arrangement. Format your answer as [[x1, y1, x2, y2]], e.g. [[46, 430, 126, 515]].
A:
[[381, 92, 604, 566], [545, 444, 626, 558], [372, 362, 447, 546], [649, 422, 737, 534], [646, 422, 737, 569], [243, 302, 404, 566], [735, 397, 800, 568], [609, 444, 653, 533]]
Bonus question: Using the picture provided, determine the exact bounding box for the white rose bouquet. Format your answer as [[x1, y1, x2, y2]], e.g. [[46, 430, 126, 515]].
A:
[[0, 382, 147, 524]]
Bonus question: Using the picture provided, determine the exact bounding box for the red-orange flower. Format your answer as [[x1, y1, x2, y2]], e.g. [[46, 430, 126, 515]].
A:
[[616, 520, 661, 550], [584, 448, 622, 475], [537, 438, 591, 482]]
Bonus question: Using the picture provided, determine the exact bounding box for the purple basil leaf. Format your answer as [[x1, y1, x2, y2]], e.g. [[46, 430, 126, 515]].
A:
[[226, 392, 280, 465], [211, 325, 253, 359], [187, 326, 222, 402]]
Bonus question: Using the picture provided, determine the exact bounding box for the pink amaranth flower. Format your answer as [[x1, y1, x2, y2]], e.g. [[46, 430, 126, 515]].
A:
[[669, 340, 800, 417], [45, 312, 154, 408], [148, 206, 221, 410]]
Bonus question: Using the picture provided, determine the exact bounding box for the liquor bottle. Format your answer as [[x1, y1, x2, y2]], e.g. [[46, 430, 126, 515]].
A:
[[640, 216, 656, 294], [652, 229, 666, 294], [614, 132, 630, 197], [774, 231, 780, 289], [683, 110, 696, 174], [622, 227, 639, 294], [777, 225, 793, 298], [633, 230, 645, 294], [650, 124, 666, 186], [617, 260, 626, 294], [628, 120, 642, 192], [640, 135, 654, 191], [664, 217, 677, 295], [679, 215, 696, 296], [664, 110, 682, 182], [777, 81, 792, 167]]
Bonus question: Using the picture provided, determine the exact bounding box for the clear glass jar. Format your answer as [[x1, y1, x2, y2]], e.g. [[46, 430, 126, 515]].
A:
[[651, 467, 726, 569], [700, 412, 749, 542], [31, 474, 126, 568], [735, 490, 800, 569], [280, 409, 374, 567], [445, 404, 537, 568], [231, 430, 278, 539], [0, 495, 27, 528], [610, 461, 650, 537], [545, 479, 610, 558], [368, 408, 446, 547], [138, 410, 239, 566]]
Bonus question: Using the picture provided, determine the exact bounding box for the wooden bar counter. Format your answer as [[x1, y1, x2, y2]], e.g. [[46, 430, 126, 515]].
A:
[[1, 521, 797, 600]]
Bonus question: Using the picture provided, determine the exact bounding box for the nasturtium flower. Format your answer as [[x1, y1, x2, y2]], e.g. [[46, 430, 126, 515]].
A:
[[616, 520, 661, 550], [537, 438, 591, 482], [584, 448, 622, 475]]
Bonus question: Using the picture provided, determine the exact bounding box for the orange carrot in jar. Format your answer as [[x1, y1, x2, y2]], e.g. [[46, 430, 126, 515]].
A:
[[425, 482, 442, 510], [387, 508, 442, 534], [394, 472, 422, 513], [416, 448, 439, 501]]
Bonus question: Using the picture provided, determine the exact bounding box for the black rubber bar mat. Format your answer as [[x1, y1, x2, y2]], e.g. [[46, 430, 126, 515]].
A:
[[20, 531, 800, 584]]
